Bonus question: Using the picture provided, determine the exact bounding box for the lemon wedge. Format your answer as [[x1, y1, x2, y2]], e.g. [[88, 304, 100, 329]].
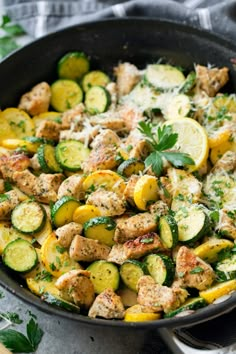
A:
[[166, 117, 209, 171]]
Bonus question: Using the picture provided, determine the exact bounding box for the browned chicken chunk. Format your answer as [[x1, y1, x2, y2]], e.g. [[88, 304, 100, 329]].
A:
[[137, 276, 188, 313], [36, 120, 61, 141], [107, 244, 128, 265], [216, 209, 236, 240], [123, 233, 166, 259], [114, 212, 157, 243], [55, 222, 83, 248], [176, 246, 215, 291], [211, 151, 236, 173], [195, 65, 229, 97], [88, 288, 125, 319], [0, 190, 19, 220], [69, 235, 111, 262], [55, 269, 95, 308], [86, 190, 126, 217], [61, 103, 85, 129], [0, 153, 30, 180], [18, 82, 51, 116], [57, 174, 85, 200], [114, 62, 140, 97]]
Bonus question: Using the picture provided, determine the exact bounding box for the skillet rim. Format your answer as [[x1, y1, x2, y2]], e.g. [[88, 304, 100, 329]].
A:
[[1, 16, 236, 329]]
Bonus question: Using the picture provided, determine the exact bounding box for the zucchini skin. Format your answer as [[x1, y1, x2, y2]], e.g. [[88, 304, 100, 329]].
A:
[[51, 196, 80, 228], [42, 292, 80, 313], [85, 86, 111, 115], [159, 214, 178, 249], [55, 140, 90, 171], [117, 158, 145, 178], [120, 260, 146, 292], [37, 144, 62, 173], [84, 216, 116, 247], [58, 51, 90, 81], [144, 254, 175, 287], [3, 238, 38, 272], [164, 297, 207, 318], [87, 260, 120, 294]]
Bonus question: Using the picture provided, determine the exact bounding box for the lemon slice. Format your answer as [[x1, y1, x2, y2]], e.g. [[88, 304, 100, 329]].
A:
[[166, 117, 209, 171], [133, 175, 159, 211]]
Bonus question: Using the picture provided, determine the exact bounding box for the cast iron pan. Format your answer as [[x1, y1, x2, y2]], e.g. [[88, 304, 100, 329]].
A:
[[0, 18, 236, 329]]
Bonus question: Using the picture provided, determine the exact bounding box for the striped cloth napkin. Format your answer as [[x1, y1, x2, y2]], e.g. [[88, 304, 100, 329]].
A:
[[2, 0, 236, 351]]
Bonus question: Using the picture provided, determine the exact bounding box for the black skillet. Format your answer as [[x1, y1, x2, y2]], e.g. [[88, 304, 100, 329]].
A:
[[0, 18, 236, 330]]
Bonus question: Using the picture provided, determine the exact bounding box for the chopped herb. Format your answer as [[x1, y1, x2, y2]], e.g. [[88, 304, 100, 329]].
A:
[[0, 290, 4, 299], [190, 266, 204, 274], [138, 121, 194, 176], [0, 194, 10, 203], [49, 263, 56, 271], [35, 270, 52, 282], [55, 256, 62, 267], [4, 181, 12, 191], [140, 237, 154, 244], [56, 245, 66, 254], [178, 272, 185, 278], [0, 312, 23, 325]]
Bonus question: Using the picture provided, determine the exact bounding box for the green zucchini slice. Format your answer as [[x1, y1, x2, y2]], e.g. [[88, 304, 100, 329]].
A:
[[3, 238, 38, 272], [87, 260, 119, 294], [179, 71, 196, 94], [84, 216, 116, 247], [164, 297, 207, 318], [11, 201, 46, 234], [50, 79, 83, 112], [82, 70, 110, 92], [55, 140, 90, 171], [51, 196, 80, 228], [37, 144, 62, 173], [216, 254, 236, 281], [159, 214, 178, 249], [42, 292, 80, 313], [145, 254, 175, 287], [117, 158, 145, 178], [85, 86, 111, 114], [120, 260, 145, 292], [57, 51, 90, 81], [145, 64, 185, 91], [175, 205, 210, 244], [24, 136, 55, 146]]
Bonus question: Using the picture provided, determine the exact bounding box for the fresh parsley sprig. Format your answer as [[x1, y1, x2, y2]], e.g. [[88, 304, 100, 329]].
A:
[[0, 15, 25, 60], [0, 317, 43, 353], [138, 121, 195, 176]]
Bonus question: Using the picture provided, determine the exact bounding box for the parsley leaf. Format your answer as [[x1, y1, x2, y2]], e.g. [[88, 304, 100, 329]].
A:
[[0, 312, 23, 325], [0, 317, 43, 353], [138, 121, 195, 176], [190, 266, 204, 274], [0, 15, 25, 60]]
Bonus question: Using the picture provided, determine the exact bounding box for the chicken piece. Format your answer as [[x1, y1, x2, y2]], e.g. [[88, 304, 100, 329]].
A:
[[118, 106, 145, 131], [107, 244, 128, 265], [0, 153, 30, 180], [0, 179, 5, 194], [69, 235, 111, 262], [55, 269, 95, 308], [36, 120, 61, 142], [86, 190, 126, 217], [61, 103, 85, 129], [195, 65, 229, 97], [211, 151, 236, 173], [114, 62, 140, 97], [57, 174, 85, 200], [106, 82, 118, 109], [114, 212, 157, 243], [167, 168, 202, 209], [30, 154, 41, 171], [123, 175, 140, 207], [60, 126, 100, 145], [0, 190, 19, 220], [55, 222, 83, 248], [89, 114, 127, 132], [137, 276, 188, 313], [83, 129, 120, 173], [13, 170, 64, 203], [88, 288, 125, 319], [176, 246, 215, 291], [148, 200, 169, 218], [124, 129, 150, 158], [124, 233, 166, 259], [216, 209, 236, 240], [18, 82, 51, 116]]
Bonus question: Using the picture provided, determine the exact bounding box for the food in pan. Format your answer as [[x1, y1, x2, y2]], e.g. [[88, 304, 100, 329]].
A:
[[0, 51, 236, 321]]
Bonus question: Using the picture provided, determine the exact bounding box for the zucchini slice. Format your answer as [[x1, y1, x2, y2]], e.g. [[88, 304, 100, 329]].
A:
[[159, 214, 178, 249], [124, 309, 161, 322], [1, 108, 35, 138], [117, 158, 145, 178], [87, 260, 119, 294], [179, 71, 196, 94], [72, 205, 101, 225], [2, 238, 38, 272], [122, 82, 160, 112], [194, 238, 234, 264], [199, 279, 236, 304], [213, 94, 236, 113], [83, 170, 126, 196], [42, 292, 80, 313], [37, 144, 62, 173], [51, 196, 80, 228], [50, 79, 83, 112], [164, 297, 207, 318], [145, 64, 185, 91], [175, 205, 210, 244], [85, 86, 111, 114], [82, 70, 110, 92], [56, 140, 90, 171], [58, 51, 90, 81], [120, 260, 146, 292], [41, 232, 81, 277], [11, 200, 46, 234], [133, 175, 159, 211], [145, 254, 175, 287], [216, 254, 236, 281], [32, 111, 62, 130], [1, 138, 38, 154], [84, 216, 116, 247]]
